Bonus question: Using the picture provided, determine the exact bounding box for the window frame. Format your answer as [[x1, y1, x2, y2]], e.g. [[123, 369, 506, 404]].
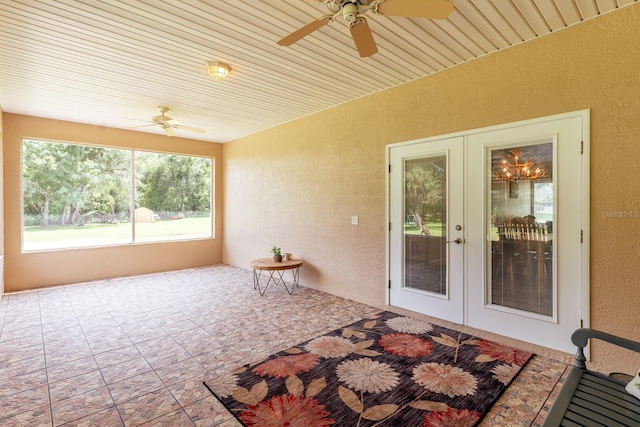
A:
[[21, 138, 214, 253]]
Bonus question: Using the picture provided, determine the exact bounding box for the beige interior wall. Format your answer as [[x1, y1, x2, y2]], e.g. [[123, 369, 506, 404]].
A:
[[3, 114, 223, 292], [0, 105, 4, 299], [224, 4, 640, 371]]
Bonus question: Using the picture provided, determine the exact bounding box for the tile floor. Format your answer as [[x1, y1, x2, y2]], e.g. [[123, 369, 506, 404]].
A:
[[0, 264, 571, 426]]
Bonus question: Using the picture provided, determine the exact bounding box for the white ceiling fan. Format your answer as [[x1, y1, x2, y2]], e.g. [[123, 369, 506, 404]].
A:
[[130, 106, 206, 137], [277, 0, 454, 57]]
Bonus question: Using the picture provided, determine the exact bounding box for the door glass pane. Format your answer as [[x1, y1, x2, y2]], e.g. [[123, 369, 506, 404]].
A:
[[404, 156, 446, 294], [489, 143, 553, 315]]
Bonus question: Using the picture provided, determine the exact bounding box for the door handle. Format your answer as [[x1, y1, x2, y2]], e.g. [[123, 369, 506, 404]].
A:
[[446, 238, 464, 244]]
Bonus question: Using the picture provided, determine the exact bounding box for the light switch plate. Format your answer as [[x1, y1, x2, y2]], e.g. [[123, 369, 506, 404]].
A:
[[351, 216, 359, 225]]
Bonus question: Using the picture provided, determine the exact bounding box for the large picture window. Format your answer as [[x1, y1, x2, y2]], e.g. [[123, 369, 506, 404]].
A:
[[22, 139, 213, 251]]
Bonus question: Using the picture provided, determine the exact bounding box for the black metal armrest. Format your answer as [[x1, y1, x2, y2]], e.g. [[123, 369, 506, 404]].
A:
[[571, 328, 640, 370]]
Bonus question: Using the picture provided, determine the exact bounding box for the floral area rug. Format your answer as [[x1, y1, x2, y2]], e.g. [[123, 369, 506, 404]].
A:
[[204, 311, 533, 427]]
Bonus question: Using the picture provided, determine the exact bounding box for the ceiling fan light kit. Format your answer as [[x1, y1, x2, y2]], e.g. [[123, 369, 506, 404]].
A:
[[207, 61, 231, 79], [277, 0, 454, 58]]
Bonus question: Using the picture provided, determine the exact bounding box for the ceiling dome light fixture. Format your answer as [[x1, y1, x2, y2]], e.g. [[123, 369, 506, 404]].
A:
[[207, 61, 231, 80]]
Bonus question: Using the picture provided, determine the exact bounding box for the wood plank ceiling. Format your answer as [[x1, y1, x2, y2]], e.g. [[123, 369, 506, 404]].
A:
[[0, 0, 636, 143]]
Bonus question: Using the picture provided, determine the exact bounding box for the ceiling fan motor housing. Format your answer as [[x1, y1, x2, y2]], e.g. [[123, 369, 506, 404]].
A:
[[342, 2, 359, 22]]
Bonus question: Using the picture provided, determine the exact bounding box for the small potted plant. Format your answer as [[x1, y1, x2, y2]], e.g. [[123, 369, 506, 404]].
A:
[[271, 246, 282, 262]]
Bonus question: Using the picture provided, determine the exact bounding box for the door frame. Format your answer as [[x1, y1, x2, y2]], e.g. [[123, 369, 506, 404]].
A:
[[385, 109, 590, 351]]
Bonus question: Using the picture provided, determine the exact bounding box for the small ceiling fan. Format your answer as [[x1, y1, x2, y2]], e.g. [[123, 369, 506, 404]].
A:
[[130, 106, 206, 137], [277, 0, 454, 57]]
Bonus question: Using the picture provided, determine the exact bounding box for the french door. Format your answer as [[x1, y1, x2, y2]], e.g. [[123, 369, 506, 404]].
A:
[[387, 111, 588, 353], [388, 137, 465, 324]]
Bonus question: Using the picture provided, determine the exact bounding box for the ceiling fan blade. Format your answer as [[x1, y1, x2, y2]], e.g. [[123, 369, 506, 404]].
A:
[[175, 125, 206, 134], [129, 124, 155, 129], [376, 0, 454, 19], [277, 15, 332, 46], [349, 19, 378, 58]]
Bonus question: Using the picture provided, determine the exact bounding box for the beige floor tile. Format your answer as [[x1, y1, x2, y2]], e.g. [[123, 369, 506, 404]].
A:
[[195, 347, 243, 373], [59, 407, 124, 427], [43, 326, 86, 344], [107, 371, 165, 405], [182, 395, 235, 427], [0, 328, 43, 347], [0, 265, 571, 426], [51, 386, 115, 426], [94, 345, 143, 370], [0, 343, 44, 365], [0, 368, 48, 399], [180, 336, 225, 357], [0, 406, 52, 427], [49, 369, 107, 403], [138, 408, 195, 426], [45, 345, 94, 368], [47, 356, 99, 383], [213, 418, 243, 427], [154, 357, 207, 386], [167, 376, 214, 407], [0, 384, 49, 420], [100, 356, 153, 385], [116, 388, 181, 426], [87, 335, 134, 355]]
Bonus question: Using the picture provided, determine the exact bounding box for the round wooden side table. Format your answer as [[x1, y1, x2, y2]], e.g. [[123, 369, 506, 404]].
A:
[[250, 258, 303, 296]]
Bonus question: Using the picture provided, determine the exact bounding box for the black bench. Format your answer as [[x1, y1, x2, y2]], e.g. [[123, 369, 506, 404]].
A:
[[542, 328, 640, 426]]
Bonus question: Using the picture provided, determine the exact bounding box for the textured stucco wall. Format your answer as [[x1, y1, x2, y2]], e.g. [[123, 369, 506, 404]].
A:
[[224, 4, 640, 371], [0, 106, 4, 299], [3, 114, 224, 292], [224, 108, 385, 305]]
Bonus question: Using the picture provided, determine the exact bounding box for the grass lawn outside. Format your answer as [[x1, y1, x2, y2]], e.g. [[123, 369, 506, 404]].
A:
[[404, 222, 444, 237], [405, 223, 504, 240], [23, 217, 212, 251]]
